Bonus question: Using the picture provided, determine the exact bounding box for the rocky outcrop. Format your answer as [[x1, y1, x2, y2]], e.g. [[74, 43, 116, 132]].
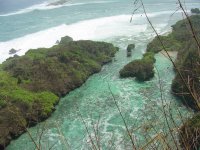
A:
[[120, 52, 155, 81], [0, 36, 118, 148], [9, 48, 20, 55], [127, 44, 135, 57], [143, 15, 200, 149]]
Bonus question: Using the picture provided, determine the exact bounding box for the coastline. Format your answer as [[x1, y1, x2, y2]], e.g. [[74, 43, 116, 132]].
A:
[[3, 61, 111, 148], [148, 15, 200, 148], [0, 39, 118, 149]]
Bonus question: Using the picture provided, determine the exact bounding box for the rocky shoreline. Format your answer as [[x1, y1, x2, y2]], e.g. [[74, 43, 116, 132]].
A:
[[0, 36, 118, 149], [119, 15, 200, 148]]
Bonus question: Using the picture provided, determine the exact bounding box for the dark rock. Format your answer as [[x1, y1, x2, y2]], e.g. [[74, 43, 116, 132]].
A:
[[9, 48, 19, 55], [126, 44, 135, 57], [127, 44, 135, 52], [127, 51, 132, 57], [191, 8, 200, 14], [60, 36, 73, 45], [56, 40, 59, 44]]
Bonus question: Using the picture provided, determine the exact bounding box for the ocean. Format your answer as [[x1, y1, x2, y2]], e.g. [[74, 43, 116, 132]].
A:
[[1, 0, 200, 149]]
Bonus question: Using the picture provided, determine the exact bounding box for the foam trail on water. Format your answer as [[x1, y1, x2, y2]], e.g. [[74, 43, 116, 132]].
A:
[[0, 2, 50, 17], [0, 1, 116, 17], [0, 11, 174, 63]]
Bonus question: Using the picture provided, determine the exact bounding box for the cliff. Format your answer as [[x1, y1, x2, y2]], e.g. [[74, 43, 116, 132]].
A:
[[145, 15, 200, 149], [0, 36, 117, 149]]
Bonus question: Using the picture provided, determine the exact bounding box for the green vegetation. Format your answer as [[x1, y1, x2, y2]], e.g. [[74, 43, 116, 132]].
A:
[[179, 113, 200, 149], [143, 15, 200, 149], [169, 15, 200, 110], [2, 40, 117, 96], [146, 15, 200, 55], [120, 18, 200, 148], [120, 52, 155, 81], [146, 34, 182, 53], [0, 71, 59, 147], [120, 15, 187, 81], [0, 36, 117, 148], [171, 40, 200, 110], [142, 15, 200, 110], [191, 8, 200, 14], [0, 71, 58, 115], [59, 36, 73, 44], [134, 15, 200, 106]]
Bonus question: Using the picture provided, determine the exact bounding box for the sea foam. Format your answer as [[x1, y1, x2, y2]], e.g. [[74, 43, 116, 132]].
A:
[[0, 11, 175, 63], [0, 1, 116, 17]]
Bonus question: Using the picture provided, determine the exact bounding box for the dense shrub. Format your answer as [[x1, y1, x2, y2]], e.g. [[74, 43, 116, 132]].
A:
[[145, 15, 200, 111], [120, 52, 155, 81], [2, 39, 117, 96], [0, 36, 117, 148], [147, 35, 181, 53], [145, 15, 200, 149]]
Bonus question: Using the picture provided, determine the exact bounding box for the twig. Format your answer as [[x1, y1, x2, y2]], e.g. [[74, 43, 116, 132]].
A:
[[107, 83, 137, 150]]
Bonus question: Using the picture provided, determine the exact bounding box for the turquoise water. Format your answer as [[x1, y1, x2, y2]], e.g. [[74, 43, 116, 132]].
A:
[[7, 37, 191, 149], [1, 0, 199, 149]]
